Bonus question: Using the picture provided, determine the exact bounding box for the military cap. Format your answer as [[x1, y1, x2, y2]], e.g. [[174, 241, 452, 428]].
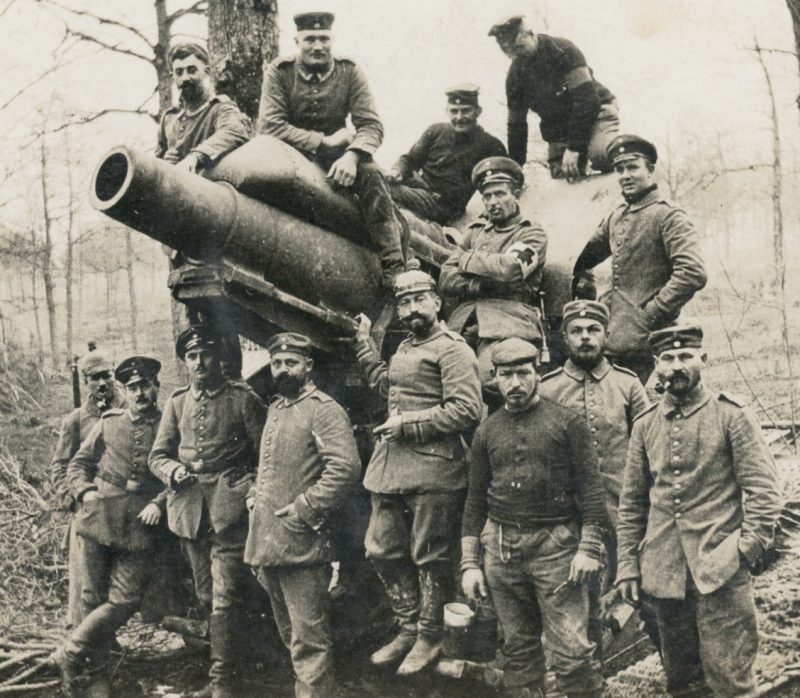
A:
[[446, 83, 480, 107], [393, 260, 437, 298], [491, 337, 539, 366], [175, 325, 222, 360], [294, 12, 334, 31], [648, 325, 703, 355], [79, 351, 112, 378], [562, 300, 609, 328], [471, 156, 524, 190], [488, 15, 524, 40], [606, 134, 658, 165], [168, 42, 209, 66], [266, 332, 313, 358], [115, 355, 161, 386]]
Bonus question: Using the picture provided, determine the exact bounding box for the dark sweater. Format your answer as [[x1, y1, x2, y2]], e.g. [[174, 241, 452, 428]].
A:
[[462, 395, 607, 553]]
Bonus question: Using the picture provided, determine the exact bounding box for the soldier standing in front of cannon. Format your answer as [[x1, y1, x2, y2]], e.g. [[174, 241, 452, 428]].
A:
[[245, 333, 360, 698], [51, 350, 126, 629], [49, 356, 164, 698], [257, 11, 407, 289], [385, 84, 507, 224], [573, 136, 707, 385], [155, 43, 251, 174], [354, 268, 482, 675], [461, 338, 607, 698], [149, 326, 266, 698], [616, 325, 782, 697], [439, 156, 546, 405], [539, 300, 651, 658], [489, 15, 619, 179]]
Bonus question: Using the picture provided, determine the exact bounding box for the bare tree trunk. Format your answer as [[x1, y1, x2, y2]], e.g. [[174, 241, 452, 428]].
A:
[[154, 0, 174, 114], [125, 230, 139, 350], [786, 0, 800, 96], [755, 41, 797, 446], [64, 130, 76, 366], [38, 137, 58, 369], [105, 271, 112, 333], [208, 0, 279, 121], [29, 236, 44, 368]]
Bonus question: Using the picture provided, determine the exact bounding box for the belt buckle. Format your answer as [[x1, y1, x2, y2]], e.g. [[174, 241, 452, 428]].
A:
[[125, 480, 142, 493]]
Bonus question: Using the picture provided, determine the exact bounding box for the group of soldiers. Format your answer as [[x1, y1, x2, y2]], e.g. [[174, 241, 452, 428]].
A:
[[46, 10, 784, 698]]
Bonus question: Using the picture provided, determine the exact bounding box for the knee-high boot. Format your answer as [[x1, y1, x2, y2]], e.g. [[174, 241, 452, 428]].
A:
[[369, 559, 420, 666]]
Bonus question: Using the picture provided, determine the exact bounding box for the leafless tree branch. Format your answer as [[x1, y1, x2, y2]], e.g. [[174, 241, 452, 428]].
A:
[[167, 0, 208, 28], [63, 27, 152, 63], [36, 0, 153, 48]]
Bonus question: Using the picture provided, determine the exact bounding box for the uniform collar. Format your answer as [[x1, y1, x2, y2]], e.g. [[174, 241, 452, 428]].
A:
[[176, 93, 219, 117], [407, 321, 447, 346], [483, 211, 529, 233], [661, 383, 710, 418], [625, 185, 660, 212], [273, 381, 316, 408], [563, 357, 610, 382], [504, 393, 540, 415], [126, 407, 162, 424], [190, 379, 227, 400], [297, 60, 335, 83]]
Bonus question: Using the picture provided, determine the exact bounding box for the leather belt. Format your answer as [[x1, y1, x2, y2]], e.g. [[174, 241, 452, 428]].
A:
[[95, 471, 143, 493]]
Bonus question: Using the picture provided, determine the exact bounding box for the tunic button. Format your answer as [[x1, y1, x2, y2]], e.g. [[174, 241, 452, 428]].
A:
[[198, 447, 204, 453], [673, 469, 681, 476], [672, 440, 679, 446], [590, 414, 596, 420], [674, 483, 681, 490], [590, 427, 597, 433], [675, 512, 682, 519], [673, 427, 680, 433], [674, 498, 681, 504], [593, 441, 599, 447], [672, 455, 680, 462]]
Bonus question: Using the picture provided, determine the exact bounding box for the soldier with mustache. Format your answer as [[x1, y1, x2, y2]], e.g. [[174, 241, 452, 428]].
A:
[[616, 325, 782, 697], [149, 326, 265, 698], [354, 267, 482, 675], [440, 156, 547, 405], [155, 43, 251, 174]]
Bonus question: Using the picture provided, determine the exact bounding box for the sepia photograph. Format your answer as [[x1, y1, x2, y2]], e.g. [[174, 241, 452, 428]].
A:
[[0, 0, 798, 695]]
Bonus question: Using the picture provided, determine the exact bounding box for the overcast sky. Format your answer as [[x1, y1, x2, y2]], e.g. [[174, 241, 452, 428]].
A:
[[0, 0, 798, 233]]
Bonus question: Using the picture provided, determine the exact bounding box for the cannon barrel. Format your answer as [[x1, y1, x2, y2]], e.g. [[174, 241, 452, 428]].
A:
[[90, 147, 383, 314]]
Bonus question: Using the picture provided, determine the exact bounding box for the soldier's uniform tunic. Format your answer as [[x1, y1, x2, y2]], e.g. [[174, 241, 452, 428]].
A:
[[51, 388, 125, 626], [440, 213, 547, 389], [617, 386, 782, 696], [155, 94, 251, 165], [356, 321, 481, 641], [390, 123, 506, 224], [257, 55, 406, 283], [245, 382, 360, 698], [149, 380, 265, 615], [63, 407, 164, 663], [574, 187, 707, 383]]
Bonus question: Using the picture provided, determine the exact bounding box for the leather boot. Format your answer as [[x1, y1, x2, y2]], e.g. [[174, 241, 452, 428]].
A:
[[396, 563, 451, 675], [161, 615, 210, 640], [208, 611, 241, 698], [47, 646, 81, 698], [370, 560, 420, 666]]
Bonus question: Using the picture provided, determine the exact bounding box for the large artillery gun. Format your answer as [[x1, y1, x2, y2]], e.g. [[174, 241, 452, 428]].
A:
[[90, 135, 616, 410]]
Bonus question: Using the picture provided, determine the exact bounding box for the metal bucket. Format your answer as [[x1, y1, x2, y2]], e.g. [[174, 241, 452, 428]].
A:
[[442, 602, 475, 659]]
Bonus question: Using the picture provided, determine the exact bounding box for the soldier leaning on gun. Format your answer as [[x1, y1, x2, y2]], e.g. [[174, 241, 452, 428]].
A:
[[155, 42, 251, 174], [257, 11, 407, 289], [616, 325, 783, 698], [355, 267, 482, 675], [440, 156, 547, 405], [51, 350, 126, 628], [572, 135, 707, 385], [149, 326, 266, 698], [49, 357, 164, 698]]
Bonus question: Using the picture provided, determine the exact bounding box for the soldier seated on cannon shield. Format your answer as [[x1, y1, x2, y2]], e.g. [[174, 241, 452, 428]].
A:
[[385, 84, 506, 225], [439, 156, 547, 406], [155, 43, 252, 174], [257, 11, 407, 289]]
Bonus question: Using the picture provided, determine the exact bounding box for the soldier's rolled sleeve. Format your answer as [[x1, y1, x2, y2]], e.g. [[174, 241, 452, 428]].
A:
[[615, 423, 651, 583], [356, 337, 390, 400], [641, 209, 707, 325], [346, 64, 384, 155], [148, 398, 184, 486], [257, 64, 325, 154], [190, 102, 252, 163], [400, 342, 481, 442], [293, 403, 360, 530], [67, 421, 103, 501], [567, 415, 607, 558], [729, 407, 783, 564], [150, 489, 168, 510]]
